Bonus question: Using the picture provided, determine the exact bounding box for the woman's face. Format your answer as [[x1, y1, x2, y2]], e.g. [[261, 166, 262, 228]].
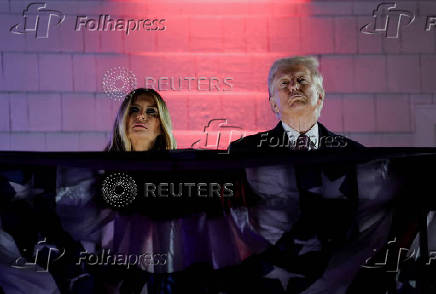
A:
[[126, 94, 162, 151]]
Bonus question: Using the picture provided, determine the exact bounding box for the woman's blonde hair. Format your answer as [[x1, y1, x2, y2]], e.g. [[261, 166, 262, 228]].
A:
[[105, 88, 177, 151]]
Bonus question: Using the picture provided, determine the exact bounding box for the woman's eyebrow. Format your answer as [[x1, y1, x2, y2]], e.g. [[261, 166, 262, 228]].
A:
[[131, 103, 158, 108]]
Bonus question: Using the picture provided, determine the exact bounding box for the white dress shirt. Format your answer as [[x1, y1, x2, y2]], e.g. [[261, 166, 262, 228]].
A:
[[282, 121, 319, 150]]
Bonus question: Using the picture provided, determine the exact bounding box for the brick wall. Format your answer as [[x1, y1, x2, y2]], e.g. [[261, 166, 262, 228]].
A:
[[1, 0, 435, 150]]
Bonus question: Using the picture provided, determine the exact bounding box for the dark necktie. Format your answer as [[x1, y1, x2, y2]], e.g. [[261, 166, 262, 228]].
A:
[[295, 133, 310, 151]]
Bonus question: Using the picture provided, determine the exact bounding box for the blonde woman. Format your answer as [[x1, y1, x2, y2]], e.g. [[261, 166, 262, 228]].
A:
[[105, 88, 176, 151]]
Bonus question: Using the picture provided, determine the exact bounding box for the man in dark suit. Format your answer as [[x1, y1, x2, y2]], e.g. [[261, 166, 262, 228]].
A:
[[226, 56, 364, 294], [229, 56, 362, 153]]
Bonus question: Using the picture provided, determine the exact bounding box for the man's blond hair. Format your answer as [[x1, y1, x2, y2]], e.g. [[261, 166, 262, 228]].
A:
[[268, 56, 325, 99]]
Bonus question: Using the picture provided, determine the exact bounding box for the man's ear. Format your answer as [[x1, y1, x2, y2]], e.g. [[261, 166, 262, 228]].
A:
[[269, 97, 279, 113], [318, 88, 324, 101], [317, 89, 325, 107]]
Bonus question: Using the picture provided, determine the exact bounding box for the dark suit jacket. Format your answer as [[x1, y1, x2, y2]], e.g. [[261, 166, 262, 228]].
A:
[[229, 121, 363, 153], [226, 122, 364, 293]]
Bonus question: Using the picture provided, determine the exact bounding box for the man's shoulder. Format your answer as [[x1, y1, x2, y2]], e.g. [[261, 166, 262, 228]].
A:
[[228, 122, 365, 152], [228, 122, 289, 153], [229, 129, 276, 152], [342, 136, 364, 150], [318, 123, 364, 150]]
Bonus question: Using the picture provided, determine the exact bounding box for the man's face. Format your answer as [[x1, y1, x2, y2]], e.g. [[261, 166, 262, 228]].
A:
[[269, 64, 323, 124]]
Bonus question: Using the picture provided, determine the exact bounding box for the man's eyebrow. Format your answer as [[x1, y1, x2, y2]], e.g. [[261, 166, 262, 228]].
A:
[[278, 71, 309, 79], [292, 71, 310, 76]]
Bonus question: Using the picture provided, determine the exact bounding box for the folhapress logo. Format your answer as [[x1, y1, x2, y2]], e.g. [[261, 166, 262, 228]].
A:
[[191, 119, 247, 153], [10, 2, 166, 39], [10, 2, 65, 39], [360, 2, 415, 38]]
